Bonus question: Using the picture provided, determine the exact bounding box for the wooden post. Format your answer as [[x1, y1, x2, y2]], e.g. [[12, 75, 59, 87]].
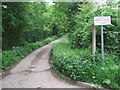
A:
[[92, 26, 96, 60]]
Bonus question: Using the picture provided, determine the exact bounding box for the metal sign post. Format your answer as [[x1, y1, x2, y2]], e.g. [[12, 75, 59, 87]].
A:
[[101, 12, 104, 65], [101, 25, 104, 65], [94, 16, 111, 65]]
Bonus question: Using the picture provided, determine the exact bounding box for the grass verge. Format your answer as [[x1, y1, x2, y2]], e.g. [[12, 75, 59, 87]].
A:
[[51, 36, 120, 89]]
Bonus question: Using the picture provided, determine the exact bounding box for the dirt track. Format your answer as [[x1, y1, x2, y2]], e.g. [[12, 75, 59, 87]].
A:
[[1, 38, 84, 88]]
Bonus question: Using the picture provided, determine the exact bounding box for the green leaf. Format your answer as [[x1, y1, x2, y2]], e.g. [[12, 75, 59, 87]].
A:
[[103, 79, 111, 85]]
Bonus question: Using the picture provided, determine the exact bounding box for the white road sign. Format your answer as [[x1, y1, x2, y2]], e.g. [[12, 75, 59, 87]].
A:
[[94, 16, 111, 25]]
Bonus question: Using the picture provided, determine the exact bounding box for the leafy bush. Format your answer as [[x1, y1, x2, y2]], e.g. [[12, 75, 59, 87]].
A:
[[2, 37, 56, 71], [51, 36, 120, 89], [69, 2, 119, 55]]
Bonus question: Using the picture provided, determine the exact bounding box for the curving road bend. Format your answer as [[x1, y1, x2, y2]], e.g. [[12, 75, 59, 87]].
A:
[[1, 38, 85, 88]]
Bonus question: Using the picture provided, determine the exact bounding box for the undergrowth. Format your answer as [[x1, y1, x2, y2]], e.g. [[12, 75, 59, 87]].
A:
[[51, 36, 120, 89]]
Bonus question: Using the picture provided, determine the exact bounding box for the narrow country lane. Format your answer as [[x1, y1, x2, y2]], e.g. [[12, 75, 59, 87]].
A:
[[2, 38, 84, 88]]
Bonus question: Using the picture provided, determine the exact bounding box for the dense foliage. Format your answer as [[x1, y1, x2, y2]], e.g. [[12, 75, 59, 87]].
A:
[[2, 2, 73, 50], [51, 36, 120, 89], [69, 2, 119, 55]]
